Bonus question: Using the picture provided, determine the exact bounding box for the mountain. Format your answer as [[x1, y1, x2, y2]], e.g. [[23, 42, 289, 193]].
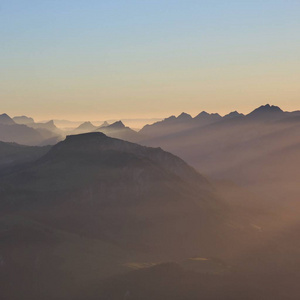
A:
[[246, 104, 284, 121], [0, 141, 50, 173], [27, 120, 60, 132], [0, 123, 46, 145], [140, 104, 300, 203], [0, 113, 15, 125], [0, 132, 242, 300], [72, 121, 97, 134], [194, 111, 222, 123], [139, 113, 193, 138], [0, 132, 228, 255], [140, 111, 224, 139], [223, 111, 244, 120], [97, 121, 141, 142], [13, 115, 35, 124], [0, 117, 62, 146], [99, 121, 110, 128], [25, 120, 64, 144]]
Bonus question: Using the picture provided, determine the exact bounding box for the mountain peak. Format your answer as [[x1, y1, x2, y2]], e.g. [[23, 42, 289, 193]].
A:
[[248, 104, 283, 118], [196, 111, 209, 117], [177, 112, 192, 120], [100, 121, 110, 128], [76, 121, 96, 130], [107, 121, 125, 129], [223, 111, 244, 119], [0, 113, 15, 125]]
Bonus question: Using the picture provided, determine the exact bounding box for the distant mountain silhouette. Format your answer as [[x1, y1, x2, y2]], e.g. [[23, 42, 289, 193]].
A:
[[99, 121, 110, 128], [140, 104, 300, 202], [246, 104, 284, 120], [223, 111, 244, 119], [96, 121, 140, 142], [72, 121, 97, 134], [0, 114, 62, 146], [0, 113, 15, 125], [140, 111, 225, 139], [27, 120, 59, 132], [13, 115, 35, 124]]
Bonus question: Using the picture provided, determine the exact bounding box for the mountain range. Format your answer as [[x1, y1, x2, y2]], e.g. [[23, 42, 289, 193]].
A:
[[0, 108, 300, 299]]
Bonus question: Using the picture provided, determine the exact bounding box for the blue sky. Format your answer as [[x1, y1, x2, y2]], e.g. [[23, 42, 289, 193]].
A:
[[1, 0, 299, 120]]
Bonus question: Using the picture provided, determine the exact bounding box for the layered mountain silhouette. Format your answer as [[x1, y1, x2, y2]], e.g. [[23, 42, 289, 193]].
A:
[[0, 114, 63, 146], [140, 111, 225, 138], [1, 106, 300, 300], [13, 115, 35, 124], [139, 104, 298, 140], [0, 132, 241, 300], [140, 104, 300, 202]]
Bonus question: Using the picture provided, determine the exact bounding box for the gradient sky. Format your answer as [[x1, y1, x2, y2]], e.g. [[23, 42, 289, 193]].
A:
[[1, 0, 299, 121]]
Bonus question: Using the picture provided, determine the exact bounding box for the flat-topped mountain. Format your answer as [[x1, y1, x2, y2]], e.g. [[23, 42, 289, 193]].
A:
[[0, 132, 225, 258]]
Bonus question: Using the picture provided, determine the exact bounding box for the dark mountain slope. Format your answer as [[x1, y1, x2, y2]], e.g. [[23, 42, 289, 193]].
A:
[[0, 132, 278, 300], [0, 141, 50, 172], [0, 132, 225, 256]]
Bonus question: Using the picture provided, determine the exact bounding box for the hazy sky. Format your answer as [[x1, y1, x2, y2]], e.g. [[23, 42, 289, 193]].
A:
[[1, 0, 299, 121]]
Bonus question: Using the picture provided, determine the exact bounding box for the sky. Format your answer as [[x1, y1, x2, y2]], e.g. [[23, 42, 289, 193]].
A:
[[1, 0, 300, 121]]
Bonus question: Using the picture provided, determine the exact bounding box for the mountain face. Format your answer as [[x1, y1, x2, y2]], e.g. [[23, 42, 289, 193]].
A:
[[0, 113, 15, 125]]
